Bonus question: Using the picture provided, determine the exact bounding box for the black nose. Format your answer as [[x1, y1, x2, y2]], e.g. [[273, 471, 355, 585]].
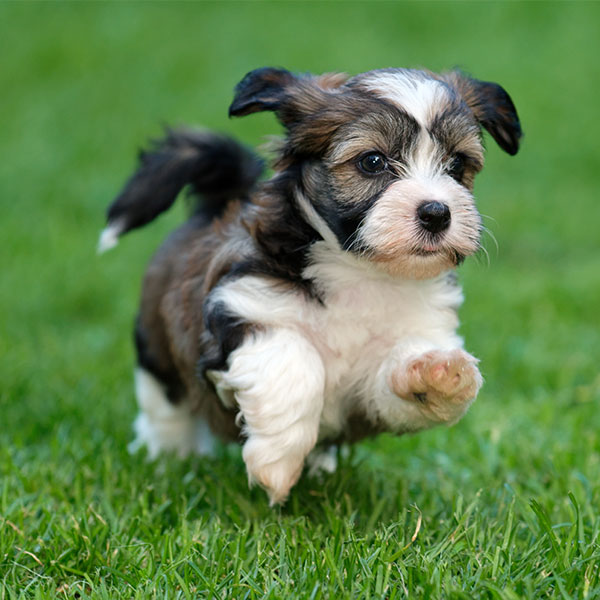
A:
[[417, 201, 451, 234]]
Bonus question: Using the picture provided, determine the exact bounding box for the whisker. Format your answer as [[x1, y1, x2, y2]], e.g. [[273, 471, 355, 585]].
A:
[[476, 243, 490, 268], [480, 213, 498, 225], [480, 224, 499, 256]]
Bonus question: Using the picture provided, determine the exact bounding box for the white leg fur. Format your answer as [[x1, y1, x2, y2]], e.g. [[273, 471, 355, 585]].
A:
[[129, 368, 215, 459], [222, 329, 325, 505]]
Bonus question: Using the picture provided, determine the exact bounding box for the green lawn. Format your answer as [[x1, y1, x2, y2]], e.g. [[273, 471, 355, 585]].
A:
[[1, 2, 600, 598]]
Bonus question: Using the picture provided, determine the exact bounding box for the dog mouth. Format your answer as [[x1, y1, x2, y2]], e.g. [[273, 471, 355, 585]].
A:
[[411, 243, 465, 266], [412, 244, 442, 256], [411, 232, 447, 256]]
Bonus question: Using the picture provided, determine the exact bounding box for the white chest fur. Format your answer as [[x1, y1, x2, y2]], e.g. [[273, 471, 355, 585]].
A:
[[209, 244, 465, 434]]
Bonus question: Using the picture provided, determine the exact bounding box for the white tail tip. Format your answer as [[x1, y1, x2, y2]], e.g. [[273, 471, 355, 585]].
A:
[[97, 221, 123, 254]]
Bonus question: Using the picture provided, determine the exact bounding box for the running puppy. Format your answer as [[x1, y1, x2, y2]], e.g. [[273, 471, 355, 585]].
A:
[[100, 67, 521, 504]]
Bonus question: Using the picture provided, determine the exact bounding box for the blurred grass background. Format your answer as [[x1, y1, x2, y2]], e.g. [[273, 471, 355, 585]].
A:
[[1, 2, 599, 597]]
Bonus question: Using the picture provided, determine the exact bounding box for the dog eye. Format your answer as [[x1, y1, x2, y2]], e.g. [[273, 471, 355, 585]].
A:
[[357, 152, 387, 175], [447, 154, 466, 181]]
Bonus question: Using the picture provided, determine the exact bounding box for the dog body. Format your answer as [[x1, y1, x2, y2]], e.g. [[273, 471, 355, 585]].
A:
[[102, 67, 521, 504]]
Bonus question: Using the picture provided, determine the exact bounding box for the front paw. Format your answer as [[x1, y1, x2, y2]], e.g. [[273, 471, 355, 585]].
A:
[[390, 349, 483, 423], [242, 438, 305, 506]]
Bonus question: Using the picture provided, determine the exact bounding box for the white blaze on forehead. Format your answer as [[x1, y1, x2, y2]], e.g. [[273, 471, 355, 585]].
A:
[[411, 133, 443, 178], [361, 71, 451, 179], [361, 71, 450, 127]]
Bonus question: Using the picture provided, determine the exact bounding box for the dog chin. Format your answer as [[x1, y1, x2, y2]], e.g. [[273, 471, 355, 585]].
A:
[[370, 248, 465, 280]]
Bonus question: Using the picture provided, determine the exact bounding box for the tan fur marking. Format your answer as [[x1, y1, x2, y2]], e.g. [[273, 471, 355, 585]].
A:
[[314, 72, 349, 90]]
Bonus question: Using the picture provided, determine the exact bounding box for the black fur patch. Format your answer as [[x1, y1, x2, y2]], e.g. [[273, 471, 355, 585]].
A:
[[245, 169, 323, 297], [313, 186, 384, 252], [198, 300, 250, 376]]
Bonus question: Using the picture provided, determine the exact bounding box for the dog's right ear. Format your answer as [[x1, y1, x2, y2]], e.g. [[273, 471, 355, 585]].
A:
[[229, 67, 348, 131], [229, 67, 297, 118], [229, 67, 349, 159]]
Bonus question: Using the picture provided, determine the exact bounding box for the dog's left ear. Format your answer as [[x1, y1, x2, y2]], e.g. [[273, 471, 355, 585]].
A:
[[443, 71, 522, 155]]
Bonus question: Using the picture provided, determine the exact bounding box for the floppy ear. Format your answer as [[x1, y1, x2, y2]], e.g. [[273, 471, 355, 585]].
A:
[[229, 67, 349, 130], [228, 67, 297, 118], [443, 71, 522, 155]]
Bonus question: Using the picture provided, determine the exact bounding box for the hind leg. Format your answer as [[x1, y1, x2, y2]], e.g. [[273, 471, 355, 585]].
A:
[[129, 368, 215, 459], [306, 445, 338, 479]]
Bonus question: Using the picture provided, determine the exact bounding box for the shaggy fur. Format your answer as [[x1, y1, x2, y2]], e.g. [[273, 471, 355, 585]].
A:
[[100, 66, 521, 504]]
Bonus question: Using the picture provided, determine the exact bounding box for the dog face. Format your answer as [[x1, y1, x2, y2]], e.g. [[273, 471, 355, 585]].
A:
[[230, 67, 521, 279]]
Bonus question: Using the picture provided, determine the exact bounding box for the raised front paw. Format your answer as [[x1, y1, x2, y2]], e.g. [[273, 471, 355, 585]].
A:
[[390, 349, 483, 423]]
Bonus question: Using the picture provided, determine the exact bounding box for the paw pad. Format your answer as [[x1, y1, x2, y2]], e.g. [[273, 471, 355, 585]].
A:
[[392, 349, 483, 423]]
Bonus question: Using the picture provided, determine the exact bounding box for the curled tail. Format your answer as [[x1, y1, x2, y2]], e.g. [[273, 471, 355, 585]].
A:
[[98, 128, 264, 253]]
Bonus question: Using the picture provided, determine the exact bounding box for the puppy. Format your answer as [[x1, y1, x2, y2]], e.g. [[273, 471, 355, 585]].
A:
[[100, 67, 521, 505]]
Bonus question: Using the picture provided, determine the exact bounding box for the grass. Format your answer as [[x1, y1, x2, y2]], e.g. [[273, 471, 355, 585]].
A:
[[1, 1, 600, 598]]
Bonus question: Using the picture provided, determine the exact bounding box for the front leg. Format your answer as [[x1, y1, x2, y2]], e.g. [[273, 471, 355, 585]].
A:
[[370, 339, 482, 432], [390, 348, 482, 425], [220, 328, 325, 505]]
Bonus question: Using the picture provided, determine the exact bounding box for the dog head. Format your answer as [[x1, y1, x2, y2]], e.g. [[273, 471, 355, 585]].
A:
[[230, 67, 521, 279]]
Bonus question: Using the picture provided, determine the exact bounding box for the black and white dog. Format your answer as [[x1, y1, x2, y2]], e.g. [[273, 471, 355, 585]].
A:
[[100, 67, 521, 504]]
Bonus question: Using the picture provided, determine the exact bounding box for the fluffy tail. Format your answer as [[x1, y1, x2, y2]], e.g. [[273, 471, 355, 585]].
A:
[[98, 128, 264, 253]]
